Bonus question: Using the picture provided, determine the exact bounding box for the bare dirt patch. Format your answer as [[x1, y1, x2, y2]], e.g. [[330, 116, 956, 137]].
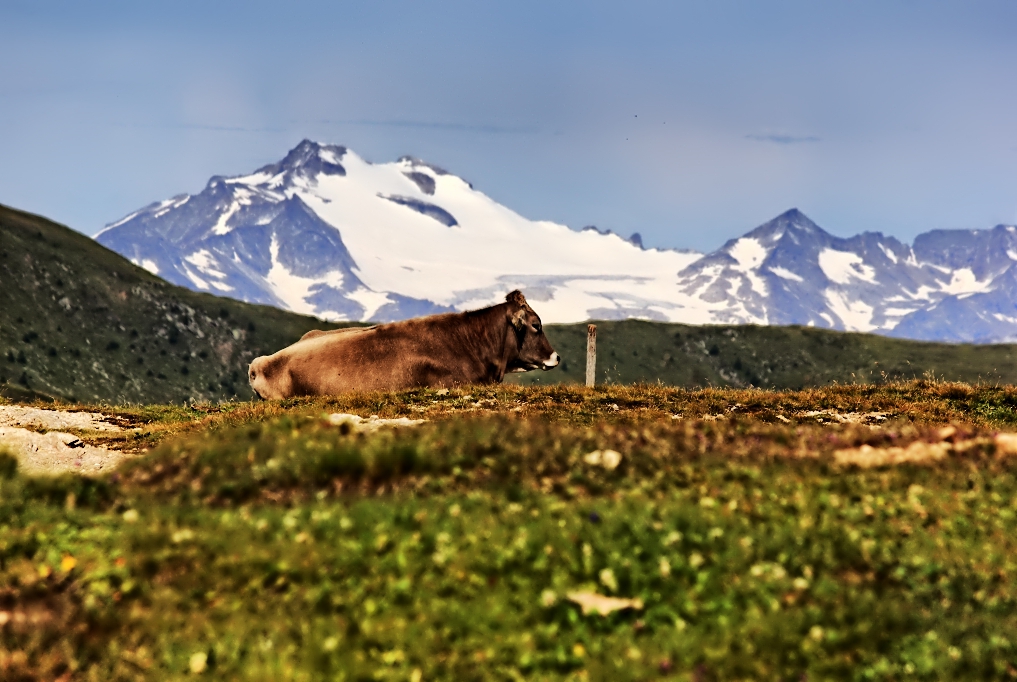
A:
[[0, 406, 133, 476], [0, 405, 126, 432], [0, 427, 129, 476], [799, 410, 890, 424]]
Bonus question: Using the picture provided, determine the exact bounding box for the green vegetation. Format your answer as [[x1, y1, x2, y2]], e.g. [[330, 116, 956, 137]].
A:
[[5, 198, 1017, 677], [4, 383, 1017, 680], [42, 379, 1017, 458], [6, 202, 1017, 406], [511, 319, 1017, 389], [0, 203, 358, 404]]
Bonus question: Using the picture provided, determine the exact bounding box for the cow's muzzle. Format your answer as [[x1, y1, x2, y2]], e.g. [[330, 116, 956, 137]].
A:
[[542, 352, 560, 370]]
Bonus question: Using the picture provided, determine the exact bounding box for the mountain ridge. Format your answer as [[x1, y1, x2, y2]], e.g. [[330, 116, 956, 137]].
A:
[[96, 140, 1017, 342], [0, 202, 351, 403], [9, 201, 1017, 404]]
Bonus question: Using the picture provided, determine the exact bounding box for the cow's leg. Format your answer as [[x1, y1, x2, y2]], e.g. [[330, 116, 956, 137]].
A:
[[408, 359, 459, 389]]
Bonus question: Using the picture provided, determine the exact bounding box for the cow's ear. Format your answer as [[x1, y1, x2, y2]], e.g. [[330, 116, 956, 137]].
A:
[[510, 308, 527, 330], [505, 290, 527, 307]]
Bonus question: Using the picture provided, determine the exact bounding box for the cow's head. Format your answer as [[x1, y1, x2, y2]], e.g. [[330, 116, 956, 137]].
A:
[[504, 290, 559, 372]]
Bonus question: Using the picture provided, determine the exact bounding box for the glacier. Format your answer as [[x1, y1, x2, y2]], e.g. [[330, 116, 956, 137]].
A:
[[96, 140, 1017, 342]]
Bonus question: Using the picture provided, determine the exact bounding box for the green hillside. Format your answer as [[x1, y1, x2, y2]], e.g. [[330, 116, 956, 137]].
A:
[[3, 201, 1016, 404], [511, 319, 1017, 389], [0, 204, 353, 404]]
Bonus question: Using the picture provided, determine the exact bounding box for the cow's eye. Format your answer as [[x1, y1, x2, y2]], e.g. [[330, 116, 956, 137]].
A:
[[532, 322, 541, 333]]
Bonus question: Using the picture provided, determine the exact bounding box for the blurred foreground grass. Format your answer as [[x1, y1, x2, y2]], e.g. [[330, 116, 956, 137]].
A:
[[5, 381, 1017, 680]]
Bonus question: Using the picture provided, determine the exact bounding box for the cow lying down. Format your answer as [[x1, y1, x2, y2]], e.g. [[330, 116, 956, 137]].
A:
[[248, 290, 560, 399]]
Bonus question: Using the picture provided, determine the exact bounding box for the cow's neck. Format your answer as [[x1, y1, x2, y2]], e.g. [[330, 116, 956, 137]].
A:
[[451, 303, 517, 383]]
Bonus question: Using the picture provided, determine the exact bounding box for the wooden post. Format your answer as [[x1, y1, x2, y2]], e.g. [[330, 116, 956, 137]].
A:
[[586, 324, 597, 388]]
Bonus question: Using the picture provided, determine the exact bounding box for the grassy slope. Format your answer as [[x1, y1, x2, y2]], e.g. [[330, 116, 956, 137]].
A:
[[5, 203, 1017, 405], [0, 204, 355, 404], [4, 382, 1017, 680], [511, 320, 1017, 389]]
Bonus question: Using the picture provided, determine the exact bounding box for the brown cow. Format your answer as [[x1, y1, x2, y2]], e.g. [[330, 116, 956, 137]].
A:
[[248, 290, 559, 398], [298, 325, 376, 342]]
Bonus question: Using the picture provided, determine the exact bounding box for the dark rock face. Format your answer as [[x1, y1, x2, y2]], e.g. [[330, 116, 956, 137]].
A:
[[404, 172, 436, 195], [673, 209, 1017, 341], [397, 156, 449, 176], [889, 266, 1017, 343], [97, 140, 446, 321], [100, 191, 366, 311], [269, 139, 348, 177], [381, 195, 458, 227], [913, 225, 1017, 278]]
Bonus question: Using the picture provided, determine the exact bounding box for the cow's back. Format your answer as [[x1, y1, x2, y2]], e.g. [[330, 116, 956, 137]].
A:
[[299, 325, 376, 342], [290, 328, 397, 393], [267, 324, 456, 395]]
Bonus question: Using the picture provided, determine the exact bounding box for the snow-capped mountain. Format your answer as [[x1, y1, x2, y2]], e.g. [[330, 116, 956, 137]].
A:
[[96, 140, 1017, 342], [666, 209, 1017, 342], [679, 209, 1017, 342], [891, 227, 1017, 342], [97, 140, 700, 324]]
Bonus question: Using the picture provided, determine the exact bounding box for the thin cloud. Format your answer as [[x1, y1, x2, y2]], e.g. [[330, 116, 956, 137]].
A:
[[105, 118, 539, 136], [746, 133, 821, 145], [327, 118, 540, 135], [107, 122, 287, 133], [177, 123, 287, 133]]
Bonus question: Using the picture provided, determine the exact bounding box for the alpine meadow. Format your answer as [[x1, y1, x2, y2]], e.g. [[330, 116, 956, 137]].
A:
[[5, 206, 1017, 680], [5, 382, 1017, 680], [5, 3, 1017, 678]]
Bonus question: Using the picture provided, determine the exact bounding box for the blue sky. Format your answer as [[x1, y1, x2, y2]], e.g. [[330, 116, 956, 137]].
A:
[[1, 0, 1015, 252]]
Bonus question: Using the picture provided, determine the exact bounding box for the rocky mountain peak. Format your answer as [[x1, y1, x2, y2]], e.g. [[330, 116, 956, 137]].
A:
[[253, 140, 349, 180], [758, 208, 824, 238], [95, 141, 1017, 343], [397, 156, 450, 176]]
